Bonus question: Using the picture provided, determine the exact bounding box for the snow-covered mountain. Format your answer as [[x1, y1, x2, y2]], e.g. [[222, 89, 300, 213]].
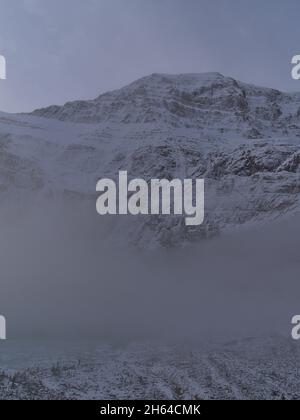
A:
[[32, 72, 300, 137], [0, 73, 300, 247]]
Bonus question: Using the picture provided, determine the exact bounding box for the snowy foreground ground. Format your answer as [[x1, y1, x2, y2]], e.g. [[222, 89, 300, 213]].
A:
[[0, 335, 299, 400]]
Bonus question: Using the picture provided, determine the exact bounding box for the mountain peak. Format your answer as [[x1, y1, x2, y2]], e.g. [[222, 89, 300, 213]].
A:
[[133, 71, 226, 82], [122, 72, 228, 92], [30, 72, 239, 123], [30, 72, 298, 134]]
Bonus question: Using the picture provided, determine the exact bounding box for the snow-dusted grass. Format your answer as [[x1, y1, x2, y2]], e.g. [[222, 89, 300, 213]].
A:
[[0, 336, 298, 400]]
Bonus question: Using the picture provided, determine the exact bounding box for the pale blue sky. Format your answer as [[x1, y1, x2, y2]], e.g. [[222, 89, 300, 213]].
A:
[[0, 0, 300, 112]]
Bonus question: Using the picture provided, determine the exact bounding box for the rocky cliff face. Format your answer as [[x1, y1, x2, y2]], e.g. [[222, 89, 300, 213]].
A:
[[0, 73, 299, 247]]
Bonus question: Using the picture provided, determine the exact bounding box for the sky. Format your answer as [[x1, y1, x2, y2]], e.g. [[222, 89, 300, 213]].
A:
[[0, 0, 300, 112]]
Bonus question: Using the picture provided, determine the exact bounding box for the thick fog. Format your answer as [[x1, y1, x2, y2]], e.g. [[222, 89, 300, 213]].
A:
[[0, 200, 299, 344]]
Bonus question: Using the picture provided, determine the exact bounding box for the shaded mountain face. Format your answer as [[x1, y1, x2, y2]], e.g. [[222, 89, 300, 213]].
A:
[[0, 73, 300, 247]]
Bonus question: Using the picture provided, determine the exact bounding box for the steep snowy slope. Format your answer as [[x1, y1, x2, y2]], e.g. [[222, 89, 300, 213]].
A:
[[0, 73, 299, 247]]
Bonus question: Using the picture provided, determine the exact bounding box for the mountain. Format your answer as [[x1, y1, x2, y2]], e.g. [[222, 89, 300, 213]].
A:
[[0, 72, 299, 247], [32, 72, 300, 138]]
